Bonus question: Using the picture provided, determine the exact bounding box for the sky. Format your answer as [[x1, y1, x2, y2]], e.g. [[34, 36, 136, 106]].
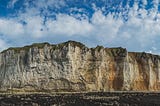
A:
[[0, 0, 160, 54]]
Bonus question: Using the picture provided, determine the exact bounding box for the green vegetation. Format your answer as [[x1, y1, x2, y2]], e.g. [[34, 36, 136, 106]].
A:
[[95, 45, 104, 52], [1, 40, 87, 54], [1, 42, 50, 53], [129, 52, 160, 59], [57, 40, 86, 49], [106, 47, 126, 57], [129, 52, 160, 64]]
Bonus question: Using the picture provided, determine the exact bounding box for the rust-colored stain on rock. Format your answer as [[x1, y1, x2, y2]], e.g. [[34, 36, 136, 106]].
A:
[[0, 41, 160, 92]]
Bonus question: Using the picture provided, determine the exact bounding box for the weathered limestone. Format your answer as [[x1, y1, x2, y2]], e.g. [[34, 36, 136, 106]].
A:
[[0, 41, 160, 92]]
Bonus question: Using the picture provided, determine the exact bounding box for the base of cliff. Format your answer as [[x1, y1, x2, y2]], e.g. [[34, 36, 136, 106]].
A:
[[0, 92, 160, 106]]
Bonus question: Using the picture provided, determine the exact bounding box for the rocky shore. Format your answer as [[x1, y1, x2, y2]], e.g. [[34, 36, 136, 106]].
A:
[[0, 92, 160, 106]]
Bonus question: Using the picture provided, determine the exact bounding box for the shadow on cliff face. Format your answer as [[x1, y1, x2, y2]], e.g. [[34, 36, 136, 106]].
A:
[[1, 41, 160, 92], [113, 77, 123, 90], [111, 48, 126, 91], [112, 62, 124, 90]]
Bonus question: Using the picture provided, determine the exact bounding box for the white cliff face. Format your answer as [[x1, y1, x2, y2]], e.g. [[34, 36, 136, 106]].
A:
[[0, 41, 160, 92]]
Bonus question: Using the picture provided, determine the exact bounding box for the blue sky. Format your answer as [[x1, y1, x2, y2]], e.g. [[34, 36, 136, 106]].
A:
[[0, 0, 160, 54]]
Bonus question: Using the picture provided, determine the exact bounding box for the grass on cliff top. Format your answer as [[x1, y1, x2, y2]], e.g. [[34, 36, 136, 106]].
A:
[[2, 40, 159, 59], [1, 41, 126, 55], [55, 40, 86, 49], [1, 42, 51, 53], [1, 40, 87, 53], [129, 52, 159, 56], [105, 47, 127, 57], [129, 52, 160, 61]]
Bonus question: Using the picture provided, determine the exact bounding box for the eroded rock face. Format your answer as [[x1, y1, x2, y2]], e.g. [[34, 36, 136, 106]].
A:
[[0, 41, 160, 92]]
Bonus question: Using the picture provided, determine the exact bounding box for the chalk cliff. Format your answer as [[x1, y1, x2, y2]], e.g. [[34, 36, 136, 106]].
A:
[[0, 41, 160, 92]]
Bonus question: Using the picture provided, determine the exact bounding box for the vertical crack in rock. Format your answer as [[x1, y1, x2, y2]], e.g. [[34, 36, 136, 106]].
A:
[[0, 41, 160, 92]]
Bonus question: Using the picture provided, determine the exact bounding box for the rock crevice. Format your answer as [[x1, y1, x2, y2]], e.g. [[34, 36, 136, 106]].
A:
[[0, 41, 160, 92]]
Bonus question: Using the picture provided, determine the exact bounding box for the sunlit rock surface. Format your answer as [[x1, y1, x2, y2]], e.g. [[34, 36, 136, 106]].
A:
[[0, 41, 160, 92]]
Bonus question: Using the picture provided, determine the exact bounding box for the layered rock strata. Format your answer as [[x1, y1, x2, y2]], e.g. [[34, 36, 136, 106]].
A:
[[0, 41, 160, 92]]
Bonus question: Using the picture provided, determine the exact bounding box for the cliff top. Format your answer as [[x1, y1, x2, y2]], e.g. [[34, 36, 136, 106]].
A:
[[1, 41, 159, 58], [1, 42, 51, 53], [1, 40, 86, 53], [55, 40, 86, 49]]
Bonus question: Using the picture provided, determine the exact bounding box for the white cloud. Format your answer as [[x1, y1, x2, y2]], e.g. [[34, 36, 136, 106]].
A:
[[142, 0, 148, 5], [0, 39, 8, 51], [23, 0, 66, 10], [23, 16, 45, 38], [0, 19, 24, 37], [8, 0, 19, 8], [46, 14, 93, 36]]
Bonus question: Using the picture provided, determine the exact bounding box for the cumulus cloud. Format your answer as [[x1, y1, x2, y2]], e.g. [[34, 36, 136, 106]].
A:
[[0, 38, 8, 51], [7, 0, 19, 8], [0, 19, 24, 36], [46, 14, 93, 36], [0, 0, 160, 54], [142, 0, 148, 5]]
